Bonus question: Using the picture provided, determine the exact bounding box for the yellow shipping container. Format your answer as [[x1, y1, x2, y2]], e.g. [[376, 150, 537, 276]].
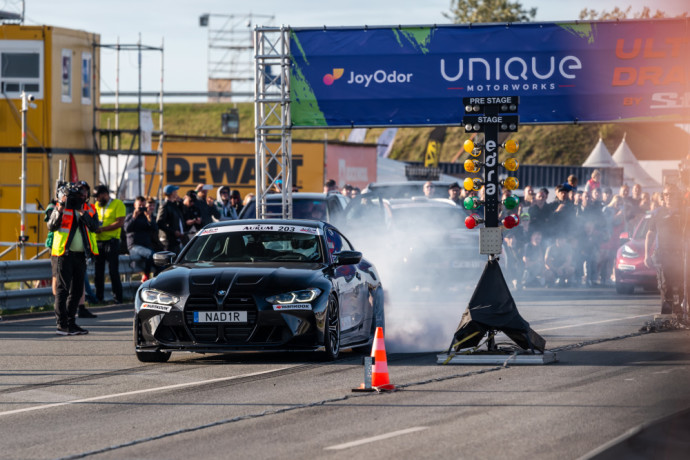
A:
[[0, 24, 100, 260]]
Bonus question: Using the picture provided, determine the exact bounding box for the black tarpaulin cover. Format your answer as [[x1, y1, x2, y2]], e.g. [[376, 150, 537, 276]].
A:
[[450, 259, 546, 353]]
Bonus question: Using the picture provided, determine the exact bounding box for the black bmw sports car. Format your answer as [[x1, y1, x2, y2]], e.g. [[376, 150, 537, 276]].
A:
[[133, 219, 384, 362]]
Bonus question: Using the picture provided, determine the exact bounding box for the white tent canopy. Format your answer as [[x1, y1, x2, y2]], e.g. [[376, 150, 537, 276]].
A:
[[611, 134, 659, 189], [582, 138, 617, 168]]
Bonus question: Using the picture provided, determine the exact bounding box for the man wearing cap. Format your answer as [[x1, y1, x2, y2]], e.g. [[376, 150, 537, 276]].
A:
[[157, 185, 185, 254], [194, 184, 219, 227], [448, 182, 462, 206], [229, 189, 244, 216], [215, 186, 238, 221], [93, 185, 126, 304], [551, 184, 576, 237]]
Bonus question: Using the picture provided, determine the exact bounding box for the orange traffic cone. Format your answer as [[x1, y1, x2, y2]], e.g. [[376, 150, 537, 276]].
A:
[[370, 327, 395, 391]]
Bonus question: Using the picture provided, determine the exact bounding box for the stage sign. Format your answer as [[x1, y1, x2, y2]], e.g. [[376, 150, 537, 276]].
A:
[[290, 19, 690, 126]]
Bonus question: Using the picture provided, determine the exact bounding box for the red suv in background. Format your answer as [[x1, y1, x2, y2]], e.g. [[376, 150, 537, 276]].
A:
[[614, 214, 658, 294]]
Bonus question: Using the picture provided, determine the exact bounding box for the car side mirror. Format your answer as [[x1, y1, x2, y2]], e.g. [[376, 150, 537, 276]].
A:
[[153, 251, 177, 267], [333, 250, 362, 266]]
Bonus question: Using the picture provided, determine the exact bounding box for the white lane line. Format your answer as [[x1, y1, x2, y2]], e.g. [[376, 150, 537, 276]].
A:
[[325, 427, 428, 451], [0, 367, 292, 417], [535, 314, 654, 332]]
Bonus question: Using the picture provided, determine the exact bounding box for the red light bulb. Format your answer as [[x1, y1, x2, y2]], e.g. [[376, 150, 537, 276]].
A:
[[502, 215, 519, 229], [465, 213, 482, 229]]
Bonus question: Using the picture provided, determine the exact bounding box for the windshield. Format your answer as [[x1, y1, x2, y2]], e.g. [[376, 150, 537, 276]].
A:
[[180, 228, 323, 263], [242, 198, 329, 221], [389, 206, 466, 229]]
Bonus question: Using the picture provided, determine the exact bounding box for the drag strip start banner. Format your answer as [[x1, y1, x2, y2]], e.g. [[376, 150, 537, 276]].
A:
[[290, 19, 690, 126]]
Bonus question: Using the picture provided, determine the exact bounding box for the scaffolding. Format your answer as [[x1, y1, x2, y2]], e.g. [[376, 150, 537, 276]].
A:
[[201, 13, 275, 102], [93, 38, 165, 199], [254, 26, 292, 219]]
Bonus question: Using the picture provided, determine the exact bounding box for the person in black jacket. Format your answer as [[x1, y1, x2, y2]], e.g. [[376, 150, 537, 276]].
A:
[[182, 190, 202, 240], [156, 185, 184, 254], [194, 183, 219, 227], [645, 185, 688, 316], [124, 196, 158, 281]]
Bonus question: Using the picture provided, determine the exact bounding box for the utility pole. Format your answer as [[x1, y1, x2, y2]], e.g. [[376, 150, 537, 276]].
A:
[[19, 91, 34, 260]]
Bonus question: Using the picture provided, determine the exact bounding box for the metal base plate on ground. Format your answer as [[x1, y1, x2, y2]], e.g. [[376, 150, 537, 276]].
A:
[[437, 351, 558, 365]]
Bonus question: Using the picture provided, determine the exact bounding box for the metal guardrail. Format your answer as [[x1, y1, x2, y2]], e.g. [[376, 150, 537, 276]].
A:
[[0, 256, 141, 311]]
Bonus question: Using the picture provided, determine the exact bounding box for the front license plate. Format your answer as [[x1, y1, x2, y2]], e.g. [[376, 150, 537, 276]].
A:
[[193, 311, 248, 323]]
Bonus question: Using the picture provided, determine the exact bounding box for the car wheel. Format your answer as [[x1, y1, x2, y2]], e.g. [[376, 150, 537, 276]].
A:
[[323, 294, 340, 361], [615, 282, 634, 295], [133, 316, 171, 363]]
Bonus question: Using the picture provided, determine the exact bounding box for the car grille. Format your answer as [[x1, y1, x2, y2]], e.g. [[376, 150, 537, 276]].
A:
[[184, 294, 258, 344]]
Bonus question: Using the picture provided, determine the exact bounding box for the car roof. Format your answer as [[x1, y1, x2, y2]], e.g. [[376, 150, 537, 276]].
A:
[[261, 193, 329, 201], [386, 197, 461, 209], [203, 218, 325, 230], [366, 180, 455, 188]]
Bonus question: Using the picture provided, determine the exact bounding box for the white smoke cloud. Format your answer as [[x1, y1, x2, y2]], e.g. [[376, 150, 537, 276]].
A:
[[345, 202, 485, 353]]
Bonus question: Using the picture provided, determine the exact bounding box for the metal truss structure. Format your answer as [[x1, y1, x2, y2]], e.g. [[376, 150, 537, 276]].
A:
[[253, 27, 292, 219]]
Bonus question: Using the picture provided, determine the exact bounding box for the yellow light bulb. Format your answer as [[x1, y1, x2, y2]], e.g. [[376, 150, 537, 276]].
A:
[[503, 158, 519, 172], [464, 159, 480, 173], [503, 176, 519, 190], [468, 147, 482, 158], [463, 139, 475, 154], [504, 139, 519, 154], [463, 177, 478, 191]]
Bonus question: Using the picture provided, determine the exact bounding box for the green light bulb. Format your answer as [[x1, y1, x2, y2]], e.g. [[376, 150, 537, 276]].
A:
[[463, 196, 477, 210], [503, 195, 519, 210]]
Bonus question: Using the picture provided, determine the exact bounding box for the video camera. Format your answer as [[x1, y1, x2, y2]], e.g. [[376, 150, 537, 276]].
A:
[[57, 182, 84, 210]]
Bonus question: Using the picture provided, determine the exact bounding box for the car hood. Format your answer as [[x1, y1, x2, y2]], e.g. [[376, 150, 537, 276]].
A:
[[148, 262, 327, 297]]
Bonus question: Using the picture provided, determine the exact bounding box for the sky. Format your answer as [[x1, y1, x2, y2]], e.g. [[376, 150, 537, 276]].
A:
[[4, 0, 690, 100]]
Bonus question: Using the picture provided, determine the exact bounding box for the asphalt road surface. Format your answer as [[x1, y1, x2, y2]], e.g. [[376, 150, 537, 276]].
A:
[[1, 288, 689, 460]]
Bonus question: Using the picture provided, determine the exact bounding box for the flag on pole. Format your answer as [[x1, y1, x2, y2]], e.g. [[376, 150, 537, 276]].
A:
[[69, 153, 79, 182], [424, 127, 446, 168], [376, 128, 398, 158], [347, 128, 367, 143]]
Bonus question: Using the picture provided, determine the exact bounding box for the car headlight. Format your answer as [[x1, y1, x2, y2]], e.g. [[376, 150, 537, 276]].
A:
[[140, 289, 180, 305], [621, 244, 638, 259], [266, 288, 322, 304]]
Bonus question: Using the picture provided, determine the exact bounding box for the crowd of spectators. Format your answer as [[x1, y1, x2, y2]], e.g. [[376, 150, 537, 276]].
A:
[[497, 171, 660, 289], [119, 183, 253, 281], [442, 170, 661, 289]]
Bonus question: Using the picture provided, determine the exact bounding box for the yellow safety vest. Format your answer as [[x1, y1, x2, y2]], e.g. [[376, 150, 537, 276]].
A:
[[51, 208, 99, 257]]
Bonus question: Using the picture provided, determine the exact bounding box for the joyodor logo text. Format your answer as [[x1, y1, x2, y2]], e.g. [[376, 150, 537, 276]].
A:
[[324, 68, 413, 87]]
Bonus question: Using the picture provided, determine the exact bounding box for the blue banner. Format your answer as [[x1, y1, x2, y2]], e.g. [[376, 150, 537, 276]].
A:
[[290, 19, 690, 126]]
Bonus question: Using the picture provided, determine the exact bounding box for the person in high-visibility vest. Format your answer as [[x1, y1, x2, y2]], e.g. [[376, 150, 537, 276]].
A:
[[93, 184, 126, 304], [47, 183, 100, 336]]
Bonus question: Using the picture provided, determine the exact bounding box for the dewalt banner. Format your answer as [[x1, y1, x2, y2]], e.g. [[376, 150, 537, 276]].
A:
[[150, 141, 325, 197]]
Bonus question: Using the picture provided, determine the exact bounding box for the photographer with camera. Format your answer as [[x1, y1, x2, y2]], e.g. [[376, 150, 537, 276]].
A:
[[93, 185, 126, 304], [124, 196, 158, 282], [47, 183, 100, 335]]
